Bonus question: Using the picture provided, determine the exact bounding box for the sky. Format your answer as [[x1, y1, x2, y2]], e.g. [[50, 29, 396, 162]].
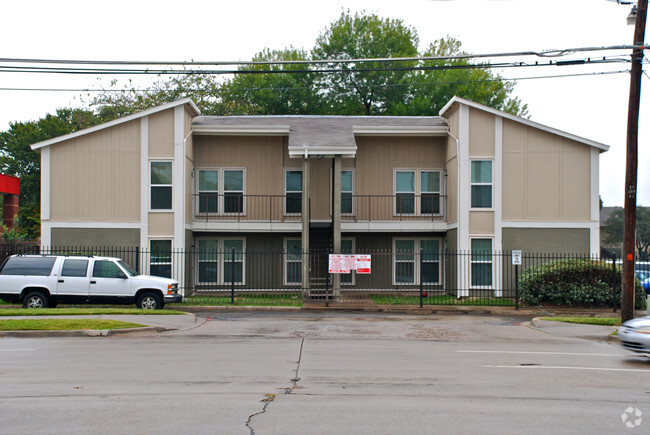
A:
[[1, 0, 648, 207]]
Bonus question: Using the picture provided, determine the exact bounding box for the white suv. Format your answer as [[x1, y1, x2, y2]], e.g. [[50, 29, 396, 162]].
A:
[[0, 255, 181, 309]]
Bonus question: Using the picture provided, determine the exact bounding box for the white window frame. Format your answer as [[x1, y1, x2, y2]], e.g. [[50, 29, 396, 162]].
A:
[[284, 169, 303, 216], [470, 237, 494, 288], [392, 237, 442, 286], [195, 168, 246, 216], [149, 238, 173, 278], [470, 159, 494, 210], [393, 169, 443, 216], [284, 237, 303, 285], [195, 237, 246, 285], [150, 161, 173, 212]]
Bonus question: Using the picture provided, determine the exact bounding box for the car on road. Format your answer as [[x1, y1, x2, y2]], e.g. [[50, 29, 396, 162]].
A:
[[618, 317, 650, 354], [0, 255, 181, 309]]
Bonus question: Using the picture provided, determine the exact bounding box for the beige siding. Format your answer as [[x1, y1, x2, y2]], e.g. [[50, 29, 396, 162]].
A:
[[446, 107, 459, 139], [50, 120, 140, 221], [309, 158, 332, 221], [148, 109, 175, 158], [468, 108, 495, 157], [469, 211, 494, 234], [502, 119, 591, 221], [446, 156, 458, 224], [193, 135, 285, 195], [148, 213, 174, 235], [354, 136, 447, 196]]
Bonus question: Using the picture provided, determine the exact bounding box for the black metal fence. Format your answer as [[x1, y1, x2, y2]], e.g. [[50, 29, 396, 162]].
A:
[[0, 242, 645, 310]]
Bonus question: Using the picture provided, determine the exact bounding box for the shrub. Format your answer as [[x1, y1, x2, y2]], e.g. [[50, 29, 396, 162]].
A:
[[518, 259, 646, 309]]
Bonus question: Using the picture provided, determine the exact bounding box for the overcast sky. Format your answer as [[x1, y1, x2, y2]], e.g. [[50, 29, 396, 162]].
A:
[[1, 0, 647, 207]]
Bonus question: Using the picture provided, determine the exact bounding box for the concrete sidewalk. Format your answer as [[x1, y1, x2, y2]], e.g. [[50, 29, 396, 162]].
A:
[[530, 317, 620, 342]]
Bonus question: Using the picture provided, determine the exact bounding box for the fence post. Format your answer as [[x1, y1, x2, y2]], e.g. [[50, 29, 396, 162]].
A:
[[231, 247, 235, 304], [419, 248, 423, 308], [612, 253, 617, 313], [135, 246, 140, 274], [515, 263, 519, 310]]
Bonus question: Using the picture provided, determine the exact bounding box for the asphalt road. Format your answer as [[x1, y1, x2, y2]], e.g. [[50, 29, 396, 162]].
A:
[[0, 311, 648, 434]]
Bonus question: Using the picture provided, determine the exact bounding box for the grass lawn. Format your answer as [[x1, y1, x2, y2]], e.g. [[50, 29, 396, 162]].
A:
[[172, 294, 303, 307], [0, 308, 184, 316], [0, 318, 145, 331], [370, 294, 516, 306], [541, 316, 621, 326]]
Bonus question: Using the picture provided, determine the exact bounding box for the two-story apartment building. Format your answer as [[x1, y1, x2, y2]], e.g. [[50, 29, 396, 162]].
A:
[[31, 97, 608, 297]]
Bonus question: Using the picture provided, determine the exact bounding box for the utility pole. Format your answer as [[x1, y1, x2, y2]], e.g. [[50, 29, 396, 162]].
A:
[[622, 0, 647, 322]]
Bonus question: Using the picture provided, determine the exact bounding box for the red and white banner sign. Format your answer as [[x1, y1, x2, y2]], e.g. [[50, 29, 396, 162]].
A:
[[328, 254, 371, 274]]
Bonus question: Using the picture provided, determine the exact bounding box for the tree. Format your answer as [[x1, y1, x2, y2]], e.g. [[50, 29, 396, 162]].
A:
[[603, 207, 650, 260], [312, 11, 419, 115], [0, 108, 102, 239], [220, 47, 323, 115]]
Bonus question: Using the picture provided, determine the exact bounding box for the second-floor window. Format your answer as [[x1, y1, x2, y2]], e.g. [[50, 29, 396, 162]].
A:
[[285, 170, 302, 214], [151, 161, 172, 210], [197, 169, 245, 214], [471, 160, 493, 208], [394, 169, 442, 215]]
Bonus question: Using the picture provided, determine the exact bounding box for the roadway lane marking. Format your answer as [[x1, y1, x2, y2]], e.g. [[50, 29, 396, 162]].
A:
[[483, 365, 650, 373], [459, 350, 624, 357]]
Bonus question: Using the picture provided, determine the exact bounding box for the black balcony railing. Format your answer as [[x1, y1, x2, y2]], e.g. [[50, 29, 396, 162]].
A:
[[192, 194, 447, 222]]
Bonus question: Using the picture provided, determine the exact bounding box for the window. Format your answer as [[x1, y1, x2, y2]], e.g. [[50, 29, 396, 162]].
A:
[[285, 239, 302, 285], [285, 170, 302, 214], [224, 170, 244, 213], [471, 161, 493, 208], [394, 169, 442, 215], [151, 162, 172, 210], [395, 171, 415, 214], [196, 238, 245, 284], [420, 171, 441, 214], [341, 170, 354, 215], [341, 238, 355, 285], [61, 259, 89, 277], [471, 238, 493, 287], [0, 257, 56, 276], [393, 238, 441, 285], [93, 260, 124, 279], [150, 239, 172, 278], [198, 170, 218, 213], [197, 169, 245, 215]]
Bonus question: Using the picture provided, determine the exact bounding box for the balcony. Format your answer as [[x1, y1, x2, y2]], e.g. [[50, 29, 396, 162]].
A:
[[192, 194, 447, 223]]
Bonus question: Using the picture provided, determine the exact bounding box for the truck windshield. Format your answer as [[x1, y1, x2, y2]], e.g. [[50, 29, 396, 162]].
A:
[[118, 260, 140, 276]]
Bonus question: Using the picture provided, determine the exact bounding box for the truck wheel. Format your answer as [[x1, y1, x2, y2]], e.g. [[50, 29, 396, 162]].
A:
[[23, 291, 49, 309], [137, 292, 162, 310]]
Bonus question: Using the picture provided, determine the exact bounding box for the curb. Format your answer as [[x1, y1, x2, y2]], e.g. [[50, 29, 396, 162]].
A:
[[530, 317, 619, 342], [0, 326, 167, 338]]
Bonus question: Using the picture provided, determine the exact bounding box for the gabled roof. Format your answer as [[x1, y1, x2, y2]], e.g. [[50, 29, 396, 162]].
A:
[[193, 115, 448, 158], [30, 98, 200, 150], [440, 96, 610, 152]]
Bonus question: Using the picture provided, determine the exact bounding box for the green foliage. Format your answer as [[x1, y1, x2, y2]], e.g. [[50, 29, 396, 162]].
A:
[[603, 207, 650, 260], [1, 224, 28, 242], [519, 259, 646, 308]]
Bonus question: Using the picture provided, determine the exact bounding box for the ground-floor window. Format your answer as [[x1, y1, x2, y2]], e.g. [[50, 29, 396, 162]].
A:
[[393, 238, 441, 285], [285, 238, 302, 285], [470, 238, 493, 287], [150, 239, 172, 278], [196, 238, 245, 284]]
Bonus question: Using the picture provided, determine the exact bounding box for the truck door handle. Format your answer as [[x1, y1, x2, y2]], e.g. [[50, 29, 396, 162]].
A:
[[90, 280, 96, 284], [58, 279, 64, 283]]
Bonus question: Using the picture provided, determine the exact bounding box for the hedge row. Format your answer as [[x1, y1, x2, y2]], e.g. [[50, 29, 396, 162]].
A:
[[519, 259, 646, 309]]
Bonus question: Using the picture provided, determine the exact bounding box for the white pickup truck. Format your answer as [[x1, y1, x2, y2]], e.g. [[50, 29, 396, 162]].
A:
[[0, 255, 182, 309]]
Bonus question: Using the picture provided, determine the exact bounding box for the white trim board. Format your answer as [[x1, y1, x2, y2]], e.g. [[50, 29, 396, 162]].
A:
[[439, 96, 610, 152], [31, 99, 200, 150], [501, 221, 597, 228]]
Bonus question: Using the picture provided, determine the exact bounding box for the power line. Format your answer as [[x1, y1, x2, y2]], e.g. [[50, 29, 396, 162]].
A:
[[0, 55, 633, 75], [0, 69, 630, 93], [0, 45, 646, 66]]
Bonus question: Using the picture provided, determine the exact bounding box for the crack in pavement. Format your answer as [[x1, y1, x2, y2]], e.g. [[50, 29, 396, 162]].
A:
[[245, 337, 305, 435]]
